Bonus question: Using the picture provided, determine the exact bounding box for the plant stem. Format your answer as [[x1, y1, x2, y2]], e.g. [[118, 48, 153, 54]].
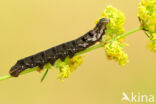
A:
[[0, 27, 141, 82], [116, 27, 141, 40], [0, 75, 12, 81], [0, 67, 39, 81], [40, 69, 49, 82]]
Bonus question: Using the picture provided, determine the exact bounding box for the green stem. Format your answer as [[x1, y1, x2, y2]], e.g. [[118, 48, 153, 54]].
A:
[[0, 67, 39, 81], [40, 69, 49, 82], [0, 27, 141, 82], [116, 27, 141, 40], [0, 75, 12, 81]]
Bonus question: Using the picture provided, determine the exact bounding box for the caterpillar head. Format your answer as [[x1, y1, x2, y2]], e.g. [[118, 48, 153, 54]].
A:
[[93, 18, 110, 40], [96, 18, 110, 31], [9, 62, 24, 77], [100, 18, 110, 23]]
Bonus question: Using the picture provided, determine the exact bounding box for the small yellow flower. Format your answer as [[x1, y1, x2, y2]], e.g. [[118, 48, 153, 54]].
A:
[[146, 33, 156, 52], [57, 63, 71, 80], [55, 56, 84, 80], [70, 56, 84, 72], [104, 41, 129, 66]]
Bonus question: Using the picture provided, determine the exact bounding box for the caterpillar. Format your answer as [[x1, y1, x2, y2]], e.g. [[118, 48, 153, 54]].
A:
[[9, 18, 110, 77]]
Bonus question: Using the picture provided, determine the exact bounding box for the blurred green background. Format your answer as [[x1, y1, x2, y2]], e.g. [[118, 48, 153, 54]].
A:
[[0, 0, 155, 104]]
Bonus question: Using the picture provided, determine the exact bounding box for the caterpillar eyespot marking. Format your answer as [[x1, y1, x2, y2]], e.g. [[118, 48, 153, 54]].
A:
[[9, 18, 110, 77]]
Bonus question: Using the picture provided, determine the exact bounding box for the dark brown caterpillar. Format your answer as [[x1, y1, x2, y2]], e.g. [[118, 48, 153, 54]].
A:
[[9, 18, 110, 77]]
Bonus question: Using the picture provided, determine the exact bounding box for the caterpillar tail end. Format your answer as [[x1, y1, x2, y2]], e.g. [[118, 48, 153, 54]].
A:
[[9, 64, 22, 77]]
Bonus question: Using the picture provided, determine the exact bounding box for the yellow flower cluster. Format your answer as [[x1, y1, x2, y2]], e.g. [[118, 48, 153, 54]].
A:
[[147, 38, 156, 52], [54, 56, 83, 80], [97, 5, 129, 66], [104, 40, 129, 66], [138, 0, 156, 32], [138, 0, 156, 52], [97, 5, 125, 37], [70, 55, 84, 72]]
